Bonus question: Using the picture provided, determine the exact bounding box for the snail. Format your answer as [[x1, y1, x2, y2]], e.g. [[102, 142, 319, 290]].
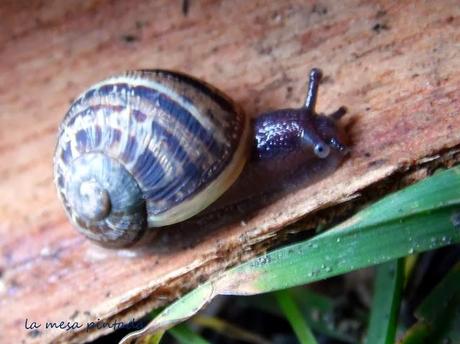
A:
[[53, 68, 349, 248]]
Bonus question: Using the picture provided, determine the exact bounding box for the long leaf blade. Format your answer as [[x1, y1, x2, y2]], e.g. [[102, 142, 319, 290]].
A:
[[366, 259, 404, 344], [275, 290, 318, 344], [169, 324, 210, 344]]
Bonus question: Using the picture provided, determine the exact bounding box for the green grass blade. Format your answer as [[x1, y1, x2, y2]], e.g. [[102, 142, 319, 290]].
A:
[[398, 323, 431, 344], [440, 299, 460, 343], [324, 168, 460, 232], [192, 315, 271, 344], [216, 168, 460, 295], [169, 323, 210, 344], [415, 262, 460, 322], [292, 289, 356, 343], [366, 259, 404, 344], [275, 290, 318, 344], [399, 262, 460, 344], [218, 206, 459, 295], [142, 331, 166, 344], [246, 291, 355, 343]]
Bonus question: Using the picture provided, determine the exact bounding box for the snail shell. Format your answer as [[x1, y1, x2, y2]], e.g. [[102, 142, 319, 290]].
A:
[[54, 70, 250, 247]]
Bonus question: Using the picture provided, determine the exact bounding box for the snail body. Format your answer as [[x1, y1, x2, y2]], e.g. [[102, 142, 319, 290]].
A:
[[54, 68, 348, 248]]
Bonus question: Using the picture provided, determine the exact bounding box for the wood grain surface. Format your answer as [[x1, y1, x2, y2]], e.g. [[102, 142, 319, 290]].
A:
[[1, 0, 459, 343]]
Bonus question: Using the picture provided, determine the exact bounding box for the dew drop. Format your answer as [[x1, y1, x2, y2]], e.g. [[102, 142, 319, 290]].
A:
[[311, 309, 320, 321], [450, 210, 460, 228]]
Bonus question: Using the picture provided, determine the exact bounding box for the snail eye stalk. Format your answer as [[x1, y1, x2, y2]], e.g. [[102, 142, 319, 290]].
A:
[[304, 68, 323, 112]]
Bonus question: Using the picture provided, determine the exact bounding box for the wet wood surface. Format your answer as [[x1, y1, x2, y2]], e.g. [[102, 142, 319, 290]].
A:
[[1, 0, 460, 342]]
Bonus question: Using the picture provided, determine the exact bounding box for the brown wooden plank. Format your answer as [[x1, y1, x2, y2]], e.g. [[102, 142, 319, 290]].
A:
[[1, 0, 459, 342]]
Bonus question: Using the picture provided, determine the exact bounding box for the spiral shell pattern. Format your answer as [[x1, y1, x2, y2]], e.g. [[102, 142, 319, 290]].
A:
[[54, 70, 249, 247]]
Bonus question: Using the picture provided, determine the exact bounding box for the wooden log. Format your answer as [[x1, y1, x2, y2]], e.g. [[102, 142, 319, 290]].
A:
[[1, 0, 459, 342]]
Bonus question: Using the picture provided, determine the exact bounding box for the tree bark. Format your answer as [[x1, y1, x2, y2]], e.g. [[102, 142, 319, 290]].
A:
[[0, 1, 459, 343]]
